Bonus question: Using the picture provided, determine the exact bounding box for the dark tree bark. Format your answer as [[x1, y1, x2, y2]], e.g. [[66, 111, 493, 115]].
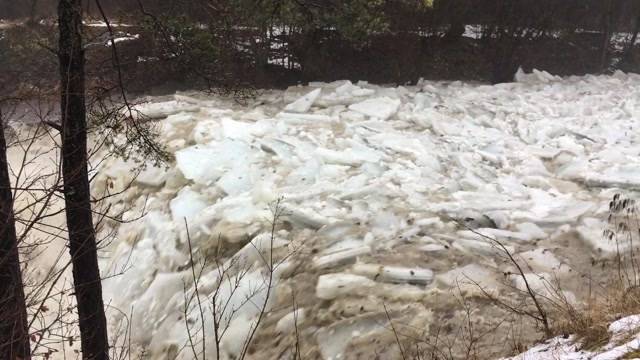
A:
[[27, 0, 40, 26], [58, 1, 109, 359], [442, 0, 466, 43], [601, 0, 615, 71], [622, 4, 640, 64], [488, 0, 521, 84], [0, 114, 31, 360]]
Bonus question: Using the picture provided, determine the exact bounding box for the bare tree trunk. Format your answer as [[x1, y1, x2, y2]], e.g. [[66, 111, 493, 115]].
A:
[[58, 1, 109, 359], [601, 0, 615, 71], [622, 2, 640, 63], [27, 0, 40, 26], [0, 114, 31, 360], [443, 0, 466, 43], [489, 0, 520, 84]]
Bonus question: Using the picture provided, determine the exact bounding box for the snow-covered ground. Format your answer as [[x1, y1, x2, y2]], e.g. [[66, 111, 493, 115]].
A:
[[15, 70, 640, 359], [506, 314, 640, 359]]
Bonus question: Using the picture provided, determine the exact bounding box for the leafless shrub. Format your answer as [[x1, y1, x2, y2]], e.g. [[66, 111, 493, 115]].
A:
[[456, 193, 640, 353], [381, 282, 507, 360], [452, 221, 551, 338], [181, 197, 294, 360]]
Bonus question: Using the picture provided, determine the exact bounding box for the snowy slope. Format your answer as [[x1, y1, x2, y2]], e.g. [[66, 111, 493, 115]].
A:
[[506, 314, 640, 359], [88, 70, 640, 359]]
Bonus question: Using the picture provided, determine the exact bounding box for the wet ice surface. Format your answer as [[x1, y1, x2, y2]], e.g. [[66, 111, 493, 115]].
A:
[[92, 70, 640, 359]]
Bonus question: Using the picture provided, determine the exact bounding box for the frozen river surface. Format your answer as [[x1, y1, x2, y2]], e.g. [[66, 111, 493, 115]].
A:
[[79, 70, 640, 359]]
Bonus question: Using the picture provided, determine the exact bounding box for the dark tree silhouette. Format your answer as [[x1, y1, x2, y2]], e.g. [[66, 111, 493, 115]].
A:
[[0, 111, 31, 360], [58, 0, 109, 358]]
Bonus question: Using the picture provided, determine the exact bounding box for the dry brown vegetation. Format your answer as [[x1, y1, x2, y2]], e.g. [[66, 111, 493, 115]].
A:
[[379, 193, 640, 360]]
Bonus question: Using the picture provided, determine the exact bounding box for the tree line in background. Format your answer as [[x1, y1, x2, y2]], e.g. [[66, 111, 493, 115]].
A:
[[3, 0, 640, 88]]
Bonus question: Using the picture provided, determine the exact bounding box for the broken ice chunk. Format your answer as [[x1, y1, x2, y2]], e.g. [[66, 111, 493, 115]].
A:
[[316, 273, 375, 300], [577, 164, 640, 190], [276, 112, 333, 123], [436, 264, 501, 295], [459, 210, 499, 229], [577, 217, 624, 255], [512, 193, 594, 225], [282, 204, 329, 230], [510, 272, 576, 305], [316, 313, 386, 360], [129, 272, 186, 342], [317, 81, 377, 106], [276, 308, 306, 333], [191, 119, 222, 144], [515, 222, 547, 240], [284, 88, 321, 113], [336, 81, 375, 97], [313, 245, 371, 269], [170, 187, 208, 224], [516, 248, 570, 274], [314, 147, 376, 166], [452, 237, 515, 256], [217, 163, 253, 196], [459, 228, 539, 243], [176, 141, 253, 185], [352, 264, 434, 286], [135, 164, 168, 187], [348, 97, 401, 120], [420, 243, 447, 252], [133, 100, 199, 119], [175, 146, 223, 185], [222, 118, 253, 141]]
